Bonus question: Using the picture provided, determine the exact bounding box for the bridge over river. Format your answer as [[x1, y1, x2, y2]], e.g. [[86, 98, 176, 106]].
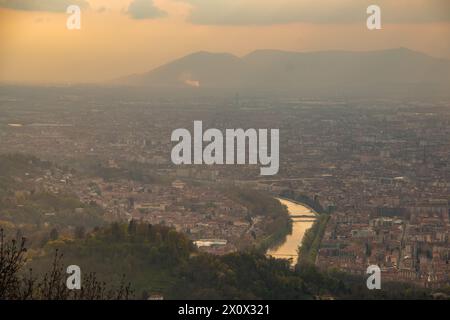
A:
[[266, 198, 317, 266]]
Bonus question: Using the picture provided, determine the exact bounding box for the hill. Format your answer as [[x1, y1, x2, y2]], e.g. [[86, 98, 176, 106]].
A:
[[117, 48, 450, 97], [26, 221, 437, 300]]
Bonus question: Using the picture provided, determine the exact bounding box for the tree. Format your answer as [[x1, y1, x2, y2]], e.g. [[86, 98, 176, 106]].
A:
[[74, 226, 86, 239], [0, 229, 133, 300], [111, 222, 124, 241], [0, 228, 27, 299], [49, 228, 59, 241], [128, 220, 137, 236]]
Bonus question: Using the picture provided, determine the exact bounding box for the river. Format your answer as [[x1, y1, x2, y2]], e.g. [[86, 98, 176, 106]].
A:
[[266, 198, 317, 266]]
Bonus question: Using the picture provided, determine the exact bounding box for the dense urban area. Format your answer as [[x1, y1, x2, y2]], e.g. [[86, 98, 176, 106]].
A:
[[0, 86, 449, 298]]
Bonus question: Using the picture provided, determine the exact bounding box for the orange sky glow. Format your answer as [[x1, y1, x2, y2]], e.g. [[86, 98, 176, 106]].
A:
[[1, 0, 449, 83]]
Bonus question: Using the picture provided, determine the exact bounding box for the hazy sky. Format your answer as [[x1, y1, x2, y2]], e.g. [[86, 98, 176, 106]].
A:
[[1, 0, 449, 83]]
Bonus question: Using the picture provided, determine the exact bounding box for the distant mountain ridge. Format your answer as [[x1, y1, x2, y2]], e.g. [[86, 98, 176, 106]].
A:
[[117, 48, 450, 96]]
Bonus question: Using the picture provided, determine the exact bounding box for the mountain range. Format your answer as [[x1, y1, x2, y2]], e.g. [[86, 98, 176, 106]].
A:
[[117, 48, 450, 97]]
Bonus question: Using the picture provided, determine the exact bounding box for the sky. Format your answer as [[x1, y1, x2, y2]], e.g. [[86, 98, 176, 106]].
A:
[[0, 0, 449, 84]]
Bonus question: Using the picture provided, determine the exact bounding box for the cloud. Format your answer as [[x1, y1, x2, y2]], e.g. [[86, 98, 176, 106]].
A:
[[126, 0, 167, 20], [0, 0, 89, 12], [180, 0, 450, 25]]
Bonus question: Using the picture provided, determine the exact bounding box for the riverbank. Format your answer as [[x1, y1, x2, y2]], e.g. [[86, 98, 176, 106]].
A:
[[256, 218, 292, 253], [279, 191, 327, 214], [275, 192, 330, 265], [220, 187, 292, 253], [266, 198, 317, 265], [297, 213, 330, 265], [276, 196, 319, 216]]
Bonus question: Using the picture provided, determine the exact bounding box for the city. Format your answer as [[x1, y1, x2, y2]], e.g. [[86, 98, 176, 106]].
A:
[[1, 0, 449, 306], [0, 87, 448, 290]]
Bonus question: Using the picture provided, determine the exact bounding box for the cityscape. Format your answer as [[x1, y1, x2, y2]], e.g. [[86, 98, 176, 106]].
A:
[[1, 88, 449, 291], [0, 0, 449, 304]]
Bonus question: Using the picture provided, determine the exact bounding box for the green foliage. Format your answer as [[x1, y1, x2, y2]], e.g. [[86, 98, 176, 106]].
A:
[[0, 154, 104, 233], [28, 222, 437, 300], [0, 154, 51, 197], [168, 252, 311, 300], [170, 252, 434, 300], [31, 221, 196, 295], [298, 214, 330, 263], [0, 229, 132, 300], [223, 187, 292, 251], [0, 191, 104, 229]]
